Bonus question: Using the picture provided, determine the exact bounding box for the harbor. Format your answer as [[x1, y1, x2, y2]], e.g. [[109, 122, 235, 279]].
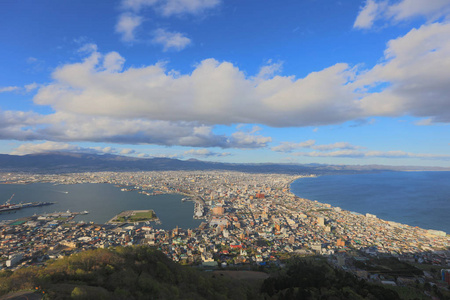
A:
[[0, 194, 54, 213]]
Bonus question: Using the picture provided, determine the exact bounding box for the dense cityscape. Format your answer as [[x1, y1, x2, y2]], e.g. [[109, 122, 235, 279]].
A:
[[1, 171, 449, 293]]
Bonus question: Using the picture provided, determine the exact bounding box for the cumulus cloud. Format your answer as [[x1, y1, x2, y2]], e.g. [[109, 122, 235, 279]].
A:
[[0, 107, 271, 149], [32, 48, 360, 127], [11, 142, 83, 155], [354, 0, 450, 29], [4, 19, 450, 150], [357, 22, 450, 123], [152, 29, 192, 51], [10, 141, 121, 156], [24, 23, 450, 134], [0, 110, 45, 141], [227, 126, 272, 149], [184, 148, 231, 157], [116, 13, 143, 42]]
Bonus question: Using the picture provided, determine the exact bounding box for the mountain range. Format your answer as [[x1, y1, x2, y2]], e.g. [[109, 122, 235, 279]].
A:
[[0, 152, 448, 174]]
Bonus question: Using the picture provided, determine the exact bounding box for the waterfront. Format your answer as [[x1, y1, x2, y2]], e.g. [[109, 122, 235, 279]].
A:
[[0, 170, 448, 292], [0, 183, 202, 230], [290, 171, 450, 234]]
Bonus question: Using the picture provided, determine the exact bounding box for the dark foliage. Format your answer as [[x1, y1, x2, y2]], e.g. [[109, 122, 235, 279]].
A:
[[0, 246, 258, 299], [260, 257, 401, 300]]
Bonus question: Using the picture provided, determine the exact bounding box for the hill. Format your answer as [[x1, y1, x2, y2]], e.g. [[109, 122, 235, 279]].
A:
[[0, 246, 412, 300], [1, 152, 448, 174]]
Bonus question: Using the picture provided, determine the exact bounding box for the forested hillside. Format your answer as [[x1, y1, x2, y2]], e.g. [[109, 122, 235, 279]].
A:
[[1, 246, 438, 299]]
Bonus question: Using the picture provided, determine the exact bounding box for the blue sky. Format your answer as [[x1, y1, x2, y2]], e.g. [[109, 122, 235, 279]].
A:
[[0, 0, 449, 167]]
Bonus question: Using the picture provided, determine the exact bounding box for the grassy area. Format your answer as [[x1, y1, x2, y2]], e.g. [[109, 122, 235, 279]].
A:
[[130, 211, 155, 221], [112, 210, 156, 223]]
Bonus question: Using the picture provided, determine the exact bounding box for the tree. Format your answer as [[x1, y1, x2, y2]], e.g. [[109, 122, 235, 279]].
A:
[[71, 287, 87, 299]]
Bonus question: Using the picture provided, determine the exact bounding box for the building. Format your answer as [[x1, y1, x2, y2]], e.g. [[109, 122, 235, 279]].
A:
[[212, 206, 224, 215], [6, 253, 23, 267]]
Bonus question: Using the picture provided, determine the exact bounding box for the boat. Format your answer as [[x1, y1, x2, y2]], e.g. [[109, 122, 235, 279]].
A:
[[0, 198, 55, 213]]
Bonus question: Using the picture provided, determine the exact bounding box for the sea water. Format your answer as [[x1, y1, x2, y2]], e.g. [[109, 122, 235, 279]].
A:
[[0, 183, 202, 230], [290, 171, 450, 233]]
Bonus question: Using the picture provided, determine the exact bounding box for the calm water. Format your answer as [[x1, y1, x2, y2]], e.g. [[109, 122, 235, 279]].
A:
[[290, 171, 450, 233], [0, 183, 202, 230]]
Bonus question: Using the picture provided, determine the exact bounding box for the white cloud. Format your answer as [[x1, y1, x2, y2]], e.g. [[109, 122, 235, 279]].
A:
[[10, 142, 121, 156], [4, 20, 450, 150], [354, 0, 450, 29], [184, 148, 231, 157], [152, 29, 192, 52], [313, 142, 363, 151], [0, 108, 271, 149], [159, 0, 221, 16], [10, 141, 151, 157], [271, 140, 315, 152], [0, 86, 19, 93], [229, 126, 272, 149], [272, 140, 362, 153], [292, 149, 450, 160], [28, 26, 450, 130], [120, 148, 136, 155], [0, 84, 39, 94], [357, 22, 450, 123], [121, 0, 220, 16], [256, 60, 283, 80], [11, 142, 82, 155], [354, 0, 386, 29], [32, 48, 360, 127], [103, 52, 126, 72], [24, 83, 39, 92], [387, 0, 450, 23], [117, 0, 220, 44], [121, 0, 158, 11], [116, 13, 143, 42]]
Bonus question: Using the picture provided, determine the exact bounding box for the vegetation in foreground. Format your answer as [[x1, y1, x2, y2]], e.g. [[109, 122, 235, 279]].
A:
[[0, 246, 446, 299]]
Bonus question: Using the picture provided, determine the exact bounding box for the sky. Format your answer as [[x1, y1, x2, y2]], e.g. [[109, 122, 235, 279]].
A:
[[0, 0, 449, 167]]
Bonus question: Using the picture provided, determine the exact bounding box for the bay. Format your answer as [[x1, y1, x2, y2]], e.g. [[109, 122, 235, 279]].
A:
[[0, 183, 202, 230], [290, 171, 450, 234]]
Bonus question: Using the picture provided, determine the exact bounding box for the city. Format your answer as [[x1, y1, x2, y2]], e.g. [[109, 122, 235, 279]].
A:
[[1, 171, 449, 291]]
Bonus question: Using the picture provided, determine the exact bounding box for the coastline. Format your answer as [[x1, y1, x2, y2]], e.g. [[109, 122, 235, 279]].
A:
[[289, 171, 449, 235]]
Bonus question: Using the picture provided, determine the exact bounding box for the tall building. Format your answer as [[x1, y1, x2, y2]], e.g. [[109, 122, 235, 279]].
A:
[[317, 216, 325, 227]]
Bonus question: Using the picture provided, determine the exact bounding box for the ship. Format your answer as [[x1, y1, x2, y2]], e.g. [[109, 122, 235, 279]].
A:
[[0, 194, 54, 213]]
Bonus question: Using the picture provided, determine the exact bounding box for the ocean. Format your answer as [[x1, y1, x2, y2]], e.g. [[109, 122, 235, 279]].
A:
[[290, 171, 450, 234], [0, 183, 202, 230]]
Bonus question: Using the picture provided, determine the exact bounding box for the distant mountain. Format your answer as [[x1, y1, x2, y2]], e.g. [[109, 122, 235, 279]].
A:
[[0, 152, 448, 174]]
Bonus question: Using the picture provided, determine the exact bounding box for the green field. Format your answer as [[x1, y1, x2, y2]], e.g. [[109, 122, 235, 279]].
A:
[[112, 210, 156, 223]]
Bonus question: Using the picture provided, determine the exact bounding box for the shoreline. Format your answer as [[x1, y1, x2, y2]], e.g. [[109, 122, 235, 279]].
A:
[[289, 173, 448, 235]]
